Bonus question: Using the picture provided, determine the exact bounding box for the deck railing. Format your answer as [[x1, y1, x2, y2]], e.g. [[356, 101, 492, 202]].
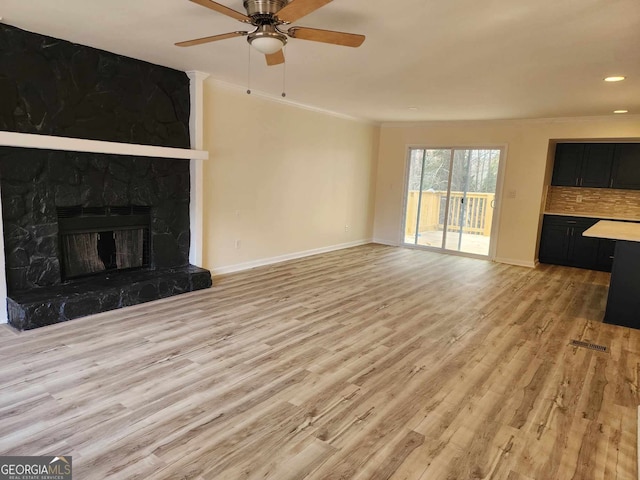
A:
[[405, 190, 495, 237]]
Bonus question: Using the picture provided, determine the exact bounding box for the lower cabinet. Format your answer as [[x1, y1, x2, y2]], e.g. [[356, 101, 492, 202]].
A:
[[539, 215, 614, 272], [596, 239, 616, 272]]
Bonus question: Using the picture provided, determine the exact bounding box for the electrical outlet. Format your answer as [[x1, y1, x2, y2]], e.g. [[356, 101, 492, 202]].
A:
[[345, 225, 350, 232], [576, 195, 583, 203], [235, 240, 241, 249]]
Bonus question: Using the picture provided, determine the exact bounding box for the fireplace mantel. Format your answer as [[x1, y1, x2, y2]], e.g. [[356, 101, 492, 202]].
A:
[[0, 131, 209, 161]]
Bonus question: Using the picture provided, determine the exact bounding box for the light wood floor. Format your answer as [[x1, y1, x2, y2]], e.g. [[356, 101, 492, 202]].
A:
[[0, 244, 637, 480]]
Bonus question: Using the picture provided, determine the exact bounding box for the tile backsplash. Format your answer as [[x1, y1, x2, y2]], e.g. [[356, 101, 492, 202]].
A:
[[546, 186, 640, 220]]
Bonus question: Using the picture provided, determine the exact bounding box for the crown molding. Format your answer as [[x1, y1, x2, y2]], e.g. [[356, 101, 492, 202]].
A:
[[380, 114, 640, 129], [206, 77, 379, 126]]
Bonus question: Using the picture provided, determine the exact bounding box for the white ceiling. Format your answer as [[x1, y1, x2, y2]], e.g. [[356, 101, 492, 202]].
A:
[[2, 0, 639, 123]]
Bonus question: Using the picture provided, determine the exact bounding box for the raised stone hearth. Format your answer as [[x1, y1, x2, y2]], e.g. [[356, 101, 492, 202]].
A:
[[8, 265, 211, 330]]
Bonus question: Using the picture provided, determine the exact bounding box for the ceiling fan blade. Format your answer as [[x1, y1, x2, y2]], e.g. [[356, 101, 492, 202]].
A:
[[175, 31, 248, 47], [276, 0, 333, 23], [265, 50, 285, 66], [188, 0, 251, 23], [287, 27, 365, 47]]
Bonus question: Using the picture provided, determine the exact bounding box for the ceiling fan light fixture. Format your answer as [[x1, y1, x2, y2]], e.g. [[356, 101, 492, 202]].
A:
[[249, 36, 285, 54], [248, 25, 287, 54]]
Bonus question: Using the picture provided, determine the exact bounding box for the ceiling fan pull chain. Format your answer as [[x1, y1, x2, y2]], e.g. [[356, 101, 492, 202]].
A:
[[281, 46, 287, 98], [247, 43, 252, 95]]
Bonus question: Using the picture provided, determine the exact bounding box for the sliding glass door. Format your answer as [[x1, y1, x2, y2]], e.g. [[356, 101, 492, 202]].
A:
[[404, 147, 501, 257]]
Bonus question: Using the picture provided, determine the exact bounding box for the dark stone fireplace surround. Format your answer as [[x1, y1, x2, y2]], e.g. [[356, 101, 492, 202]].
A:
[[0, 24, 212, 330]]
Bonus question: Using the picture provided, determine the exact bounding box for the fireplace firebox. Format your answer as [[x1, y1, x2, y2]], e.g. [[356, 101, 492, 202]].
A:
[[57, 206, 151, 281]]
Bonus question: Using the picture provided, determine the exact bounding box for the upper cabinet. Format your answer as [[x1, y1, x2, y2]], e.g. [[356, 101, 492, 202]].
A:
[[581, 144, 615, 187], [611, 144, 640, 190], [551, 143, 614, 188], [551, 144, 583, 186], [551, 143, 640, 190]]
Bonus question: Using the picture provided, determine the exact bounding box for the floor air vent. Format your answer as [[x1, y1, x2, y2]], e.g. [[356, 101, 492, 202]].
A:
[[569, 339, 608, 353]]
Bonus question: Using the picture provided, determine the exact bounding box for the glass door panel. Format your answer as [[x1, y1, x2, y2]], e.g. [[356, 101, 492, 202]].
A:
[[444, 149, 500, 256], [404, 149, 451, 248]]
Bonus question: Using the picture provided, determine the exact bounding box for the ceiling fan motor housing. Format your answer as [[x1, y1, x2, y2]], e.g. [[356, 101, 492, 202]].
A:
[[243, 0, 288, 18], [243, 0, 288, 52]]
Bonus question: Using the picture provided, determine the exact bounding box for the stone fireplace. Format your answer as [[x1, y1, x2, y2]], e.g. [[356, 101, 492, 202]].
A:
[[0, 149, 212, 330], [0, 24, 212, 330]]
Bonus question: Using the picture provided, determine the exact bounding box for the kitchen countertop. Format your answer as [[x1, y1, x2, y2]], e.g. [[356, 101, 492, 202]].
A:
[[583, 220, 640, 242]]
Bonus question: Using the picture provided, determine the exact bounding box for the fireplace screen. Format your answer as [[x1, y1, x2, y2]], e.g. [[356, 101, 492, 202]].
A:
[[57, 206, 151, 281]]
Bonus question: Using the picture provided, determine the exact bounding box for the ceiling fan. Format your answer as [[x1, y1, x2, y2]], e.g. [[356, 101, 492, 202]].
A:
[[176, 0, 365, 66]]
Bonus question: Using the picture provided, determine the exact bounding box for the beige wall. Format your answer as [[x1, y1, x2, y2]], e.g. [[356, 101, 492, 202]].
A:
[[373, 116, 640, 266], [202, 81, 379, 273]]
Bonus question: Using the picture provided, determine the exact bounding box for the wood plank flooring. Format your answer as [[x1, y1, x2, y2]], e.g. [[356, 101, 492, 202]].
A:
[[0, 244, 637, 479]]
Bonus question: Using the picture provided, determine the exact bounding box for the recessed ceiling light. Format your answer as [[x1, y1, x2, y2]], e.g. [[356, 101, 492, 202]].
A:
[[613, 110, 628, 114], [408, 107, 418, 111], [604, 76, 626, 82]]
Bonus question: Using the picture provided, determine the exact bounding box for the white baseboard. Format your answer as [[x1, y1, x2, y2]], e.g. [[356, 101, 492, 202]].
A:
[[372, 238, 400, 247], [494, 257, 538, 268], [212, 239, 373, 276]]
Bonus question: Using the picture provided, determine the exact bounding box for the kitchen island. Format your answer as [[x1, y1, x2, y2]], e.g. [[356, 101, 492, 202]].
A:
[[584, 220, 640, 329]]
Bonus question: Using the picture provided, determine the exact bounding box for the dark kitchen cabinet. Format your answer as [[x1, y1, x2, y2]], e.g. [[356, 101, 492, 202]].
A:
[[611, 144, 640, 190], [551, 143, 614, 188], [596, 239, 616, 272], [581, 144, 615, 187], [539, 215, 608, 271], [551, 144, 583, 186], [603, 241, 640, 329], [571, 223, 602, 268], [539, 216, 640, 272], [539, 219, 572, 264]]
